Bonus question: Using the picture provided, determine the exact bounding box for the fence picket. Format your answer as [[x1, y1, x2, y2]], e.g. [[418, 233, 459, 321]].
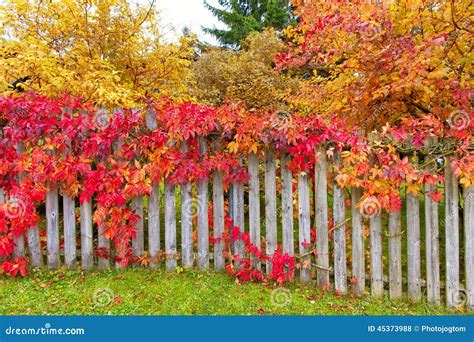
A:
[[80, 200, 93, 269], [264, 148, 277, 274], [232, 164, 245, 267], [388, 210, 402, 299], [370, 213, 383, 298], [61, 108, 76, 268], [181, 145, 194, 268], [424, 137, 440, 304], [97, 225, 110, 270], [197, 138, 209, 269], [164, 181, 177, 271], [146, 110, 160, 269], [281, 152, 294, 257], [148, 183, 160, 269], [333, 150, 346, 294], [63, 195, 77, 268], [213, 170, 225, 270], [407, 193, 421, 301], [248, 152, 261, 269], [298, 173, 311, 284], [315, 147, 329, 286], [445, 157, 460, 307], [46, 187, 60, 268], [351, 188, 365, 295], [13, 234, 24, 257], [13, 144, 25, 258], [131, 196, 144, 259], [465, 185, 474, 310]]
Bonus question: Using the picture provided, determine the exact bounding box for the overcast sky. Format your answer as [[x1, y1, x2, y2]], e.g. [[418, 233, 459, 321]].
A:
[[156, 0, 224, 45]]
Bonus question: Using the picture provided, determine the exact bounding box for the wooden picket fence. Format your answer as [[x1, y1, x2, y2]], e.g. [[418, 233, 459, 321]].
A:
[[1, 115, 473, 311]]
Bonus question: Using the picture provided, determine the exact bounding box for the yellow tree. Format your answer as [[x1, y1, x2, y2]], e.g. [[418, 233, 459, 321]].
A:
[[0, 0, 194, 107]]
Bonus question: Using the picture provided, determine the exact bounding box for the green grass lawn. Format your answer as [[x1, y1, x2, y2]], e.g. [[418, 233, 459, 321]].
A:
[[0, 268, 467, 316]]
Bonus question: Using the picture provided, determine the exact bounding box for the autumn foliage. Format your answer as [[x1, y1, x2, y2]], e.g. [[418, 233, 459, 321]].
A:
[[0, 0, 472, 278]]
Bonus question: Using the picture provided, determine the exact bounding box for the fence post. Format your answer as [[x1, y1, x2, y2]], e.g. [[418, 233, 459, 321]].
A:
[[97, 225, 110, 270], [232, 158, 245, 268], [148, 183, 160, 269], [80, 200, 93, 269], [146, 109, 160, 269], [388, 210, 402, 299], [298, 172, 311, 284], [63, 194, 76, 268], [333, 150, 346, 293], [465, 185, 474, 310], [13, 144, 25, 258], [61, 108, 77, 269], [248, 152, 261, 269], [213, 170, 225, 270], [131, 196, 144, 261], [370, 212, 383, 299], [181, 143, 194, 269], [445, 157, 460, 307], [315, 147, 329, 286], [15, 143, 42, 266], [407, 192, 421, 301], [197, 138, 209, 269], [164, 181, 177, 271], [424, 137, 440, 304], [281, 151, 294, 257], [351, 187, 365, 295], [264, 147, 277, 274], [46, 186, 60, 268]]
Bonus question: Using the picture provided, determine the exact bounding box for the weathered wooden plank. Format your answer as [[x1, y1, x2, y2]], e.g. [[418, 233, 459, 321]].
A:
[[213, 170, 225, 270], [315, 147, 329, 286], [148, 183, 160, 269], [197, 138, 209, 269], [80, 200, 93, 269], [146, 109, 160, 269], [407, 192, 421, 301], [388, 210, 402, 299], [13, 144, 25, 258], [26, 225, 42, 267], [97, 225, 110, 270], [333, 150, 346, 294], [232, 170, 245, 266], [298, 173, 311, 284], [62, 108, 76, 269], [281, 151, 294, 257], [63, 195, 77, 268], [13, 234, 25, 257], [424, 138, 440, 304], [465, 185, 474, 310], [16, 143, 42, 266], [131, 196, 144, 259], [264, 148, 277, 274], [351, 187, 365, 295], [370, 212, 383, 298], [248, 152, 261, 269], [164, 181, 177, 271], [445, 157, 459, 307], [46, 187, 60, 268], [181, 179, 193, 269], [146, 109, 158, 130]]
